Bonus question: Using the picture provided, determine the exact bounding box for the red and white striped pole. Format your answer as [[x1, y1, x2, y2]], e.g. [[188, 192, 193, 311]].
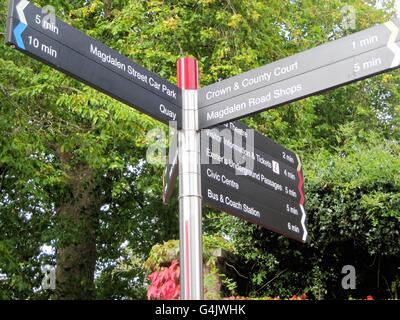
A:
[[177, 57, 203, 300]]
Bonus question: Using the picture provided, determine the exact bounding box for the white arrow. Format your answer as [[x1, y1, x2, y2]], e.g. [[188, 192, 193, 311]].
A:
[[385, 20, 400, 67], [16, 0, 29, 25], [300, 205, 308, 242]]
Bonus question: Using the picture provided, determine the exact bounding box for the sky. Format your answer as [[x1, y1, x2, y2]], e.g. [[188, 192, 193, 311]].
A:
[[376, 0, 400, 15]]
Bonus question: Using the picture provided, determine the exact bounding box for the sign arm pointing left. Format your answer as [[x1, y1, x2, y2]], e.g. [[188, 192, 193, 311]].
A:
[[6, 0, 182, 127]]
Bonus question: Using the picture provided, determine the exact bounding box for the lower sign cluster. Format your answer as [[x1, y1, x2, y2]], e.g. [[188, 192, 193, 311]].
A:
[[201, 121, 307, 242]]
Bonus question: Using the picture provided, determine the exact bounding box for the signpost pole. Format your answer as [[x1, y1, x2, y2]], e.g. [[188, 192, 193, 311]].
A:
[[177, 57, 203, 300]]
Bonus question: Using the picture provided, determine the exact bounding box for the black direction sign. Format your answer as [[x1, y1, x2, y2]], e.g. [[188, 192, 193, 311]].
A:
[[201, 121, 307, 242], [163, 131, 179, 204], [6, 0, 182, 127], [198, 19, 400, 128]]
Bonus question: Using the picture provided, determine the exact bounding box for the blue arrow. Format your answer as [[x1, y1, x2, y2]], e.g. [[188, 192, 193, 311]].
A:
[[13, 22, 27, 50]]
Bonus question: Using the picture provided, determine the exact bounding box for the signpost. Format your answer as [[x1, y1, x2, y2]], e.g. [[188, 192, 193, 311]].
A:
[[201, 121, 307, 242], [6, 0, 182, 126], [177, 57, 203, 300], [5, 0, 400, 300], [198, 19, 400, 128]]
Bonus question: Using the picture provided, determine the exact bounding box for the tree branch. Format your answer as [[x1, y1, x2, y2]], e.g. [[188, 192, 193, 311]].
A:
[[225, 262, 248, 279], [255, 268, 288, 294]]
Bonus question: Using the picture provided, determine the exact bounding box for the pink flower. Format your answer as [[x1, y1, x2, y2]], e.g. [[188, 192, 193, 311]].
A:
[[147, 260, 181, 300], [148, 271, 158, 282]]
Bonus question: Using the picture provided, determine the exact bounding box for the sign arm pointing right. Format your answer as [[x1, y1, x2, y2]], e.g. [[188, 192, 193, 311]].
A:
[[198, 17, 400, 128]]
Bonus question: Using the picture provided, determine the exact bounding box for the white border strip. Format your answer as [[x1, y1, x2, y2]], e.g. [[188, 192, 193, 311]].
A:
[[385, 21, 400, 67]]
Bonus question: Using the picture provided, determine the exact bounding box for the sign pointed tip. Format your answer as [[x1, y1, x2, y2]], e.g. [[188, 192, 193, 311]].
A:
[[16, 0, 29, 25], [13, 22, 27, 49]]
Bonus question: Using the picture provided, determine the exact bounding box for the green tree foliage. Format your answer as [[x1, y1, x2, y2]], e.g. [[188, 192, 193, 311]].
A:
[[0, 0, 399, 299], [0, 0, 179, 299]]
